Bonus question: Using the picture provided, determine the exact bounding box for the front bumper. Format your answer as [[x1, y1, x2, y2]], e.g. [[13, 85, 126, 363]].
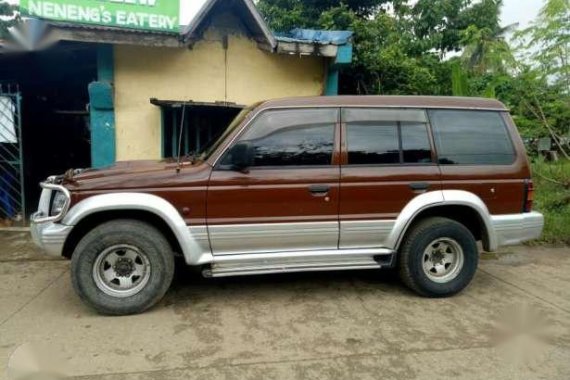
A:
[[30, 214, 73, 257], [30, 178, 74, 257], [491, 211, 544, 248]]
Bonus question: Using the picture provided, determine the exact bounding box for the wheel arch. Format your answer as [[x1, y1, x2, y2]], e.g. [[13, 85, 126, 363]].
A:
[[62, 209, 183, 260], [61, 193, 212, 265], [386, 190, 497, 252]]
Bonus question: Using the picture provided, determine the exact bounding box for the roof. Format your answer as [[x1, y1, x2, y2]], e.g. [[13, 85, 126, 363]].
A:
[[3, 0, 353, 60], [181, 0, 276, 49], [275, 29, 353, 45], [43, 21, 181, 48], [256, 96, 508, 111], [45, 21, 176, 36]]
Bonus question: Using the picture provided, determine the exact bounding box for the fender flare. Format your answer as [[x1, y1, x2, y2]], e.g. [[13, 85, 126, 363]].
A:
[[62, 193, 213, 265], [385, 190, 497, 251]]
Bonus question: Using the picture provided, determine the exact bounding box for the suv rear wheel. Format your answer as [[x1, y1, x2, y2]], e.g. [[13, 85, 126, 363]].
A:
[[71, 219, 175, 315], [398, 217, 478, 297]]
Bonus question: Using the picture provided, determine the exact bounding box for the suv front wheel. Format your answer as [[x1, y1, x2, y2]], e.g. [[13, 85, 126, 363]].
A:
[[398, 217, 479, 297], [71, 219, 175, 315]]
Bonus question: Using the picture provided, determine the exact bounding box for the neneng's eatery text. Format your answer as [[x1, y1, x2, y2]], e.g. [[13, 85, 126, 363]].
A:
[[20, 0, 179, 32]]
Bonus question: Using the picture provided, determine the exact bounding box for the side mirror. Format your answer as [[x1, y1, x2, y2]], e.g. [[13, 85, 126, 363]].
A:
[[228, 141, 255, 172]]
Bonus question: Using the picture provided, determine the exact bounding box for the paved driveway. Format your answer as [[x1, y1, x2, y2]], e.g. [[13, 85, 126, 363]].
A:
[[0, 231, 569, 379]]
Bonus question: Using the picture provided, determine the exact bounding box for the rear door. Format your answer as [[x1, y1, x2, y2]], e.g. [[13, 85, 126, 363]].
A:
[[339, 108, 441, 249], [207, 107, 341, 255]]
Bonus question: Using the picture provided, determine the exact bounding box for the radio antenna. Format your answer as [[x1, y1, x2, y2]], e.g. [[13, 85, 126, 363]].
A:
[[176, 103, 187, 174]]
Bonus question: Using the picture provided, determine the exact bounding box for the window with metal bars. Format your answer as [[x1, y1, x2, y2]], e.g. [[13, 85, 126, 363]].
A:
[[159, 103, 243, 159]]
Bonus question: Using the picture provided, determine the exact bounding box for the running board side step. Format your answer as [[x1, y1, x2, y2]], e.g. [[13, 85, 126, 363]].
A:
[[203, 248, 396, 278]]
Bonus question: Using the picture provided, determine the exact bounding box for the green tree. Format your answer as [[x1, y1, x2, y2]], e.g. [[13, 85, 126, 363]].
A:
[[258, 0, 506, 95], [518, 0, 570, 93], [257, 0, 389, 31], [0, 1, 18, 40], [460, 23, 516, 74]]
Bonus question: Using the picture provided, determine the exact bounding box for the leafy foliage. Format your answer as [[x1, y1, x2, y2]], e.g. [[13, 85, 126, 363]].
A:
[[0, 1, 18, 40], [518, 0, 570, 93], [259, 0, 521, 96], [532, 159, 570, 244], [258, 0, 570, 142]]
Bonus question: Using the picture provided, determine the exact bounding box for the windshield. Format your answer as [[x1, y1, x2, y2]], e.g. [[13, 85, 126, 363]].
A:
[[197, 103, 259, 161]]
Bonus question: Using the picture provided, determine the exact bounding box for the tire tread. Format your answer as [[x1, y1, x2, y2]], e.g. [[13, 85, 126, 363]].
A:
[[71, 219, 175, 315], [398, 217, 478, 297]]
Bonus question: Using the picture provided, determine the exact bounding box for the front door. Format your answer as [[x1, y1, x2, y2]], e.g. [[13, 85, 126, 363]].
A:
[[339, 108, 441, 249], [207, 108, 341, 255]]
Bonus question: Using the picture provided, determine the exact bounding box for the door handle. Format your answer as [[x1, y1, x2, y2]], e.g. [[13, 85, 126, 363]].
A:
[[409, 182, 430, 191], [309, 185, 330, 196]]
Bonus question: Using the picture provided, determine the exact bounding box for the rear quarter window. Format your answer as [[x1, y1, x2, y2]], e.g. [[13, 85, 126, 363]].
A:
[[428, 110, 516, 165]]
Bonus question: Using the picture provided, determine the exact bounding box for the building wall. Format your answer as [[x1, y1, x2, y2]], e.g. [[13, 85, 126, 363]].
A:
[[113, 24, 325, 160]]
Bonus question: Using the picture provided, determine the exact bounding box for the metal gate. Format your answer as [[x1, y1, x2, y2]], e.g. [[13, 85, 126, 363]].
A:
[[0, 83, 25, 225]]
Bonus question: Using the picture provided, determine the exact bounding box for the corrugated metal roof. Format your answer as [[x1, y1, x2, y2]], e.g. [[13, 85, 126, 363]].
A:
[[46, 21, 178, 36], [275, 29, 353, 45]]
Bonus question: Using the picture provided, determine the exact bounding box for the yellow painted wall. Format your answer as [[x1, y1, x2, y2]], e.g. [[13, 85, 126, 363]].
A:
[[113, 18, 325, 160]]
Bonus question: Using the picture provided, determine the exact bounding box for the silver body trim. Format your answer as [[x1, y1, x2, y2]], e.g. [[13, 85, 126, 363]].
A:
[[209, 221, 338, 255], [339, 220, 395, 249], [30, 217, 73, 257], [188, 226, 211, 253], [492, 211, 544, 247], [208, 247, 394, 277], [208, 264, 383, 277]]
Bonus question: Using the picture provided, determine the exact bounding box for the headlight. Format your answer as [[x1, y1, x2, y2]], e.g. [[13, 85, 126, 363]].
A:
[[51, 191, 68, 216]]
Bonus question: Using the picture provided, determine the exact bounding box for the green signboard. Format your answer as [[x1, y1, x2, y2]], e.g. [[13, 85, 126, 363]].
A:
[[20, 0, 180, 33]]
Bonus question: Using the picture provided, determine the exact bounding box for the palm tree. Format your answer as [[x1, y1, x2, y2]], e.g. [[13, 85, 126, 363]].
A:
[[461, 23, 518, 74], [459, 0, 517, 74]]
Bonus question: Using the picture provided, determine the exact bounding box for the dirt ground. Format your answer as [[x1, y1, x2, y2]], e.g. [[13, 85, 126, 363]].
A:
[[0, 231, 569, 380]]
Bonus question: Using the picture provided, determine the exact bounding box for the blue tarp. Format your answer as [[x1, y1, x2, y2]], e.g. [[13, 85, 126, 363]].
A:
[[274, 29, 353, 45]]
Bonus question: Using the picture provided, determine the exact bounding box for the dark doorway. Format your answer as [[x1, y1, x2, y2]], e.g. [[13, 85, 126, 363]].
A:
[[0, 42, 97, 221]]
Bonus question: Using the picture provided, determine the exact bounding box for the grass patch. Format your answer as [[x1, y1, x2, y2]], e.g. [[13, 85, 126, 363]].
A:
[[531, 158, 570, 245]]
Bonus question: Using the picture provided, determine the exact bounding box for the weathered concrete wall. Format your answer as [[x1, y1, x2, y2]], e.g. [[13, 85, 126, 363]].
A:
[[113, 16, 325, 160]]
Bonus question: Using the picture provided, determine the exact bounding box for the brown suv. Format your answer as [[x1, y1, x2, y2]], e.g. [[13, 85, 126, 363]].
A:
[[31, 96, 544, 315]]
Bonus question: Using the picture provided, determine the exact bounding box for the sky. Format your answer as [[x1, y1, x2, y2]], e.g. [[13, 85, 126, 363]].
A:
[[6, 0, 544, 29], [501, 0, 543, 29]]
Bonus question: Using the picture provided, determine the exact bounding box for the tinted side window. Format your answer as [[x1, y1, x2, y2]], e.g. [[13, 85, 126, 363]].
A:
[[344, 108, 432, 165], [402, 123, 432, 163], [237, 108, 337, 167], [347, 122, 400, 164], [429, 110, 515, 165]]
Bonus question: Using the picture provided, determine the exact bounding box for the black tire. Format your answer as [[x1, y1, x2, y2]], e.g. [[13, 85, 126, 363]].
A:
[[398, 217, 478, 297], [71, 219, 175, 315]]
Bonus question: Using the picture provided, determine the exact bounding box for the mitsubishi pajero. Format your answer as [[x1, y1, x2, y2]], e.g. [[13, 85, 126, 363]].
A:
[[31, 96, 544, 315]]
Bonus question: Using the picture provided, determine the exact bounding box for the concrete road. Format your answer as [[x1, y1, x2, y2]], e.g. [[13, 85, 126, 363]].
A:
[[0, 231, 569, 380]]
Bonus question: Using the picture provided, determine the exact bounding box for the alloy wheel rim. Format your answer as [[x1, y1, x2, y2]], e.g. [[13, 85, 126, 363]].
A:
[[92, 245, 151, 298], [421, 238, 464, 283]]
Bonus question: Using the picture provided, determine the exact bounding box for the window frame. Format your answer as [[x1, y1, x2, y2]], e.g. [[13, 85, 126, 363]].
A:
[[340, 107, 437, 167], [427, 109, 518, 166], [215, 107, 341, 171]]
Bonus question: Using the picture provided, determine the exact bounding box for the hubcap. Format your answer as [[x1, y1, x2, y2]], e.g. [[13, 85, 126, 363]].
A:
[[93, 245, 151, 298], [421, 238, 464, 283]]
